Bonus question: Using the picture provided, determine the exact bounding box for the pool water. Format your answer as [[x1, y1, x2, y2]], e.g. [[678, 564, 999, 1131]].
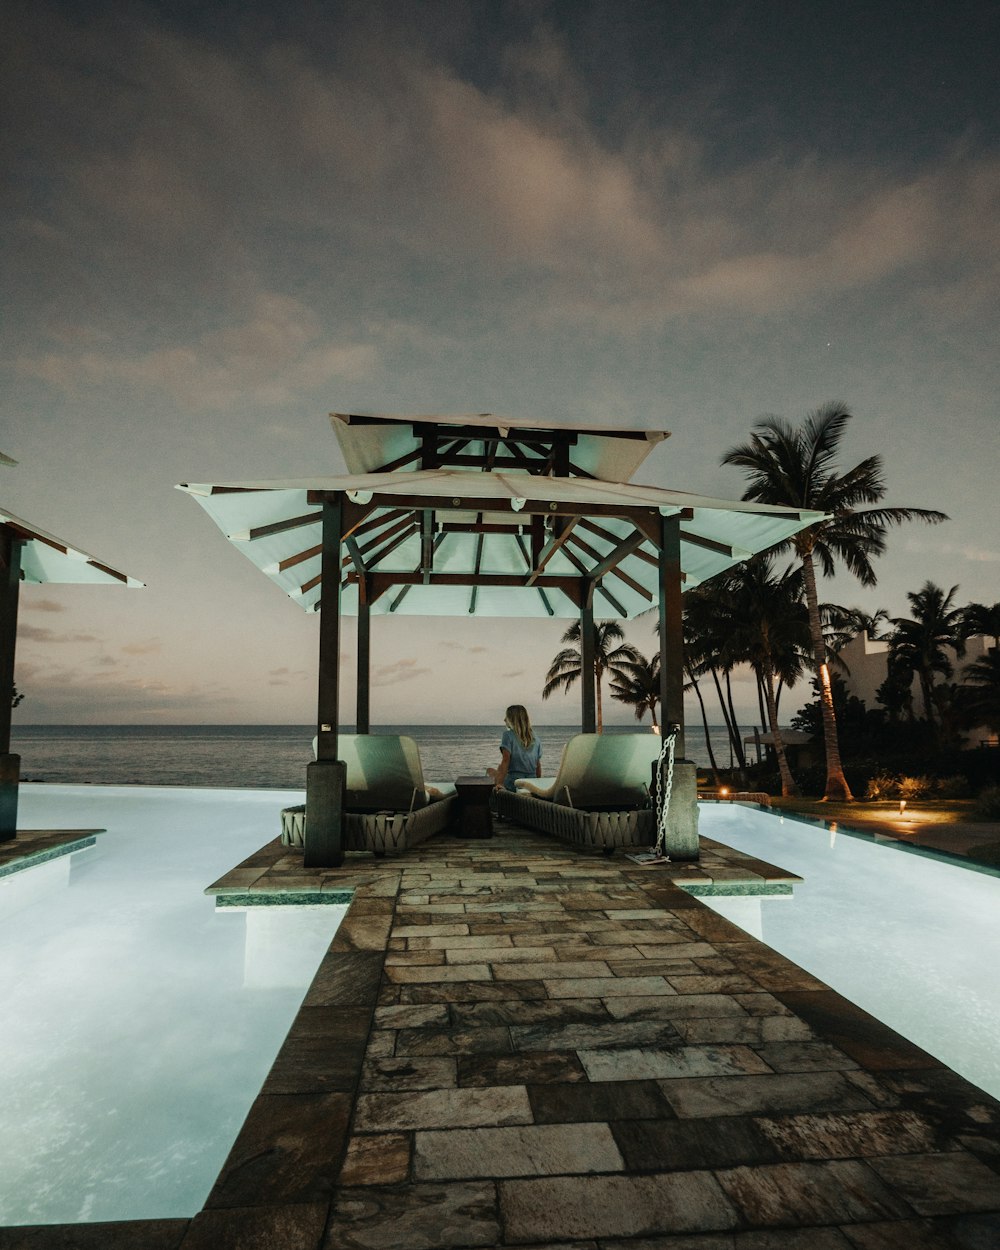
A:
[[700, 803, 1000, 1101], [0, 785, 345, 1227]]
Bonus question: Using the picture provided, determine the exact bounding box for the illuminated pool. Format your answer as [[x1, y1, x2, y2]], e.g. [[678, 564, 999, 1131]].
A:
[[699, 802, 1000, 1101], [0, 785, 346, 1226]]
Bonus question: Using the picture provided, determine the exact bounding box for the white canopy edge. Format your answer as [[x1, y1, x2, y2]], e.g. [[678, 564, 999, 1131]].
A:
[[329, 412, 670, 482], [1, 509, 145, 587], [177, 471, 823, 619]]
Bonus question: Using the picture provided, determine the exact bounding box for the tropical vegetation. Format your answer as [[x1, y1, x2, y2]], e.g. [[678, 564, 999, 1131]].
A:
[[722, 402, 947, 801]]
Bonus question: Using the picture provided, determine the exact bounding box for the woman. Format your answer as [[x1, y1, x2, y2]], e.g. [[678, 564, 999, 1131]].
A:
[[489, 704, 542, 793]]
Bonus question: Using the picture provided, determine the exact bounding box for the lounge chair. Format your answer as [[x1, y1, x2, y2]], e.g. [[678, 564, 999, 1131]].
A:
[[281, 734, 456, 856], [493, 732, 662, 853]]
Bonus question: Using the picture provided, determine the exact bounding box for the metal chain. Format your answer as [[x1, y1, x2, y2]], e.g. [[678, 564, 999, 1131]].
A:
[[653, 724, 679, 860]]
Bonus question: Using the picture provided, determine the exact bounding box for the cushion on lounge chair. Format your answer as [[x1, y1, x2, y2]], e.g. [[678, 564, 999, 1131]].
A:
[[283, 734, 456, 856], [315, 734, 455, 812], [514, 733, 660, 808]]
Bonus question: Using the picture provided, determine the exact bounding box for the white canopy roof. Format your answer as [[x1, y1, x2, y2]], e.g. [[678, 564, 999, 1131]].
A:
[[0, 509, 144, 587], [178, 470, 822, 620], [330, 412, 669, 482]]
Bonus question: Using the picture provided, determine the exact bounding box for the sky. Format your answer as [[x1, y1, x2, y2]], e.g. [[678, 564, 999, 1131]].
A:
[[2, 0, 998, 727]]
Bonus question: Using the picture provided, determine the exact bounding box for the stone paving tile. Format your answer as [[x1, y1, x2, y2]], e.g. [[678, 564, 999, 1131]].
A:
[[511, 1019, 682, 1052], [837, 1216, 978, 1249], [660, 1072, 879, 1119], [673, 1014, 813, 1045], [450, 997, 610, 1027], [752, 1040, 860, 1073], [414, 1122, 624, 1180], [546, 975, 677, 998], [611, 1115, 784, 1172], [605, 993, 750, 1021], [754, 1110, 944, 1160], [579, 1043, 773, 1082], [326, 1182, 499, 1249], [384, 962, 493, 983], [362, 1056, 458, 1090], [717, 1159, 914, 1225], [494, 959, 615, 980], [394, 1025, 514, 1056], [354, 1085, 533, 1130], [867, 1153, 1000, 1215], [339, 1133, 411, 1186], [372, 1002, 449, 1028], [457, 1050, 587, 1087], [399, 979, 549, 1003], [527, 1078, 676, 1123], [499, 1171, 740, 1240]]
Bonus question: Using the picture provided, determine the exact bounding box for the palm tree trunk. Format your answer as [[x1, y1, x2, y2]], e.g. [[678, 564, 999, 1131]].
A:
[[800, 551, 853, 801], [725, 673, 747, 771], [689, 670, 721, 785], [762, 659, 799, 796], [710, 667, 741, 768], [595, 661, 604, 734]]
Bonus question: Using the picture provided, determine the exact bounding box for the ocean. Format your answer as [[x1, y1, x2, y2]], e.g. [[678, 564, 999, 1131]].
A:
[[9, 723, 750, 789]]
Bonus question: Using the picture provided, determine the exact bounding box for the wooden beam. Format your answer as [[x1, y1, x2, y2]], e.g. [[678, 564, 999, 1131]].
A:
[[0, 530, 22, 840], [247, 511, 320, 542], [657, 512, 685, 758], [578, 518, 657, 566], [525, 518, 579, 585], [580, 590, 596, 733]]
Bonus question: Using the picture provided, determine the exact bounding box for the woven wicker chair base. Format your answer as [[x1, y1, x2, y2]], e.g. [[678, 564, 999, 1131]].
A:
[[494, 788, 655, 853], [281, 795, 456, 856]]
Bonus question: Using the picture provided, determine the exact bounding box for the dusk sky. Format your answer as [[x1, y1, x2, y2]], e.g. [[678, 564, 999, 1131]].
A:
[[3, 0, 998, 727]]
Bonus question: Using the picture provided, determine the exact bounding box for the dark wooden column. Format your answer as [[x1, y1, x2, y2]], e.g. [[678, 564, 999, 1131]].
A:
[[0, 529, 23, 841], [580, 585, 596, 733], [305, 496, 345, 868], [356, 577, 371, 734], [657, 512, 686, 757]]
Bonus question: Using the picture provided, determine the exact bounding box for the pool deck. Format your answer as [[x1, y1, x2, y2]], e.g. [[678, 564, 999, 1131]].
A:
[[3, 819, 1000, 1249]]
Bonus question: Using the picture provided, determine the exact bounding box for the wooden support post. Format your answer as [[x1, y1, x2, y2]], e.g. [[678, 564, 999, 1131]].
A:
[[305, 496, 345, 868], [0, 530, 22, 841], [357, 578, 371, 735], [580, 587, 596, 733], [657, 512, 686, 757]]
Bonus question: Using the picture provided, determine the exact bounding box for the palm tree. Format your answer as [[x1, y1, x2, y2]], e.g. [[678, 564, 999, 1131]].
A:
[[889, 582, 966, 732], [715, 558, 811, 797], [682, 583, 748, 772], [963, 601, 1000, 652], [609, 652, 660, 731], [542, 620, 640, 733], [722, 402, 947, 800], [958, 650, 1000, 737]]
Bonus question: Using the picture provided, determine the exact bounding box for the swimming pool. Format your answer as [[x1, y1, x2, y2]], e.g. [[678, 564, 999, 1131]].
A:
[[699, 803, 1000, 1101], [0, 785, 347, 1227]]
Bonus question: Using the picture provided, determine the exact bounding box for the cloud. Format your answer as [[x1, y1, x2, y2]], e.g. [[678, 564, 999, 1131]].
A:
[[15, 294, 377, 409], [7, 6, 999, 346], [371, 657, 432, 686], [903, 537, 1000, 565], [121, 640, 162, 655], [21, 598, 67, 613], [19, 624, 99, 643]]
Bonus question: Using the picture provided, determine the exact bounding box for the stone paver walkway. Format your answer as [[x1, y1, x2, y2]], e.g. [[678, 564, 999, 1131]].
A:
[[4, 821, 999, 1249]]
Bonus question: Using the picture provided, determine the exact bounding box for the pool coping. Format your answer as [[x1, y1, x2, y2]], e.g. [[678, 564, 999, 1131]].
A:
[[0, 828, 104, 880]]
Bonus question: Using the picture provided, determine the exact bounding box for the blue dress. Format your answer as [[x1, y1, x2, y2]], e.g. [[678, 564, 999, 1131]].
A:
[[500, 728, 542, 792]]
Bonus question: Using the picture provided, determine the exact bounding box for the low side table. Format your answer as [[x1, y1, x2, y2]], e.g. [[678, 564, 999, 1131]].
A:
[[453, 775, 495, 839]]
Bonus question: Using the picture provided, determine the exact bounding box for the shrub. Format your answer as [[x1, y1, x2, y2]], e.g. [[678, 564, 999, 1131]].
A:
[[897, 775, 933, 800], [866, 771, 898, 799], [973, 786, 1000, 821], [935, 775, 971, 799]]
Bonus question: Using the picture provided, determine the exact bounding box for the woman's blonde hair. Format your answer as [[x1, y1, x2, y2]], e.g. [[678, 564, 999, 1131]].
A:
[[504, 704, 535, 749]]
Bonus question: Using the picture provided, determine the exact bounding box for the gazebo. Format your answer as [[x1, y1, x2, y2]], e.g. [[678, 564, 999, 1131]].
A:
[[1, 509, 144, 839], [179, 413, 822, 867]]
